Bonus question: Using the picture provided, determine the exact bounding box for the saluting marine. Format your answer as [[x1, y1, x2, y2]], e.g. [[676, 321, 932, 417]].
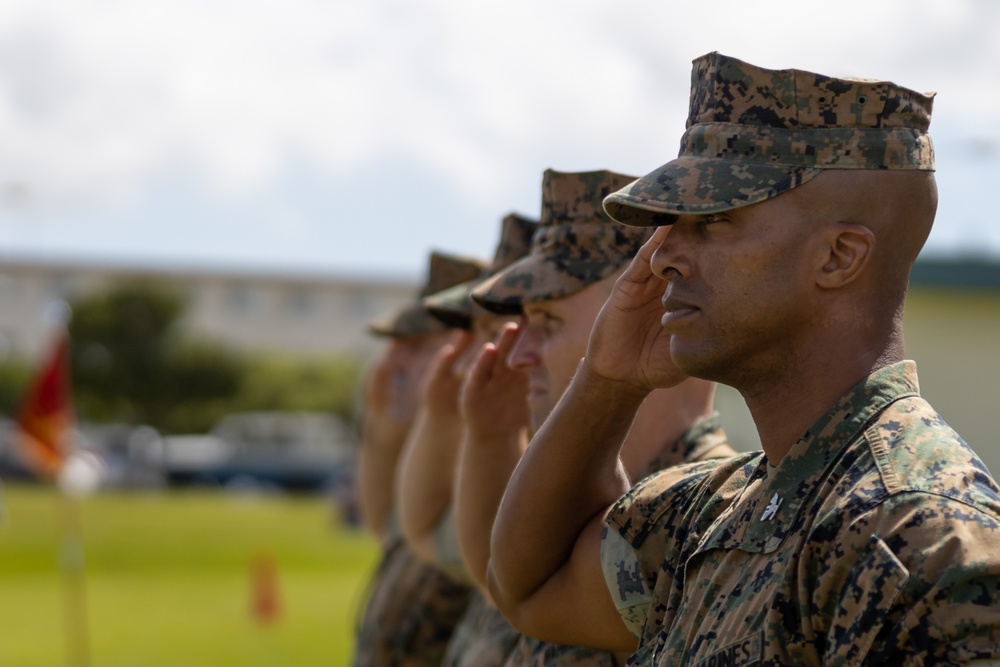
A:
[[488, 53, 1000, 665]]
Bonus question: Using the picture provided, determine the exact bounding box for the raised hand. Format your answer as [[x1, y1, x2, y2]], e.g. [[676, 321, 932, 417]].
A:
[[419, 330, 476, 419], [359, 339, 441, 542], [364, 347, 415, 432], [461, 323, 531, 442], [455, 323, 530, 590], [587, 227, 687, 391]]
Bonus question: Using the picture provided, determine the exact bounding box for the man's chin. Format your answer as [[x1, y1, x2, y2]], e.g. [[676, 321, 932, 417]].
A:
[[670, 343, 730, 385]]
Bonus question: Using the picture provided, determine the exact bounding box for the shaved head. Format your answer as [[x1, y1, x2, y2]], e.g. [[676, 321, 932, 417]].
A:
[[792, 170, 938, 334], [797, 169, 937, 276]]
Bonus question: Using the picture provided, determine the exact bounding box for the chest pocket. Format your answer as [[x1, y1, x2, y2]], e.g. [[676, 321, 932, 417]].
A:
[[822, 535, 908, 664]]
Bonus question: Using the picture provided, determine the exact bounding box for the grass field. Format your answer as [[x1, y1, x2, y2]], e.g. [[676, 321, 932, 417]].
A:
[[0, 482, 379, 666]]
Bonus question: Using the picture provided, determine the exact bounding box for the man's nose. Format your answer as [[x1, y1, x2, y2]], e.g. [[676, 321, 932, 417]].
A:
[[506, 323, 540, 371], [649, 225, 687, 281]]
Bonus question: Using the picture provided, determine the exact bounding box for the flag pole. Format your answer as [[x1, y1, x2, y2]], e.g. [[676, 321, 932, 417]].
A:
[[55, 449, 103, 667], [14, 305, 96, 667], [58, 488, 91, 667]]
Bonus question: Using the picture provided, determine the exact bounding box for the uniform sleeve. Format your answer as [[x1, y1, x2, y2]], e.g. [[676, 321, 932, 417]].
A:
[[600, 525, 650, 639], [807, 491, 1000, 666], [601, 455, 757, 644]]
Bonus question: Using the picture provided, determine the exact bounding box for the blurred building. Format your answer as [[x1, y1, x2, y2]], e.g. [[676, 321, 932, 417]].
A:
[[3, 254, 1000, 470], [0, 256, 414, 360]]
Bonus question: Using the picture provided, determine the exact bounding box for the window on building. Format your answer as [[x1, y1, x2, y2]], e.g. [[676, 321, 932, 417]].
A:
[[285, 287, 316, 317], [227, 284, 260, 315], [348, 289, 375, 318]]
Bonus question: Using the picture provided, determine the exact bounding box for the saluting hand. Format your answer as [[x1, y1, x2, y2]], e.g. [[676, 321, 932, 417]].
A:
[[587, 227, 687, 391], [419, 330, 476, 419], [361, 346, 418, 454], [461, 323, 531, 443], [364, 350, 410, 424]]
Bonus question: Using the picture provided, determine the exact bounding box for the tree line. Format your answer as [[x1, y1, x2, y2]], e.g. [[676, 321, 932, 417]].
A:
[[0, 284, 362, 434]]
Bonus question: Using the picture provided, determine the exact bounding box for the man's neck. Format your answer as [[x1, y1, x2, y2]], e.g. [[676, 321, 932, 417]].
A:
[[742, 339, 904, 465]]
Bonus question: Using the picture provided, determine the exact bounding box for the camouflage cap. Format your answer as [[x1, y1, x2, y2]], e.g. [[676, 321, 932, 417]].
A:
[[368, 250, 487, 337], [423, 213, 538, 329], [604, 52, 936, 227], [472, 170, 653, 314]]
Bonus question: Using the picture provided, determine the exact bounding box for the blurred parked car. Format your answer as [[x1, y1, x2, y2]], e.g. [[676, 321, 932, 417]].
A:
[[160, 411, 355, 492], [0, 417, 31, 481], [0, 417, 159, 487]]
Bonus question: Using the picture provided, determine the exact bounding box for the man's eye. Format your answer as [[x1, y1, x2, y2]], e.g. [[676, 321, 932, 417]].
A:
[[695, 215, 727, 231]]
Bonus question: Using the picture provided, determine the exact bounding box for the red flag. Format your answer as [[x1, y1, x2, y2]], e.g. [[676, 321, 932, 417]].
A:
[[15, 331, 75, 480]]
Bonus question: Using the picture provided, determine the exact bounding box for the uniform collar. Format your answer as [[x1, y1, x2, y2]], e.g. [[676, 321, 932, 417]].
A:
[[705, 361, 920, 554]]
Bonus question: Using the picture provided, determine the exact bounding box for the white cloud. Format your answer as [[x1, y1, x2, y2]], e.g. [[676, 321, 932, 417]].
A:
[[0, 0, 998, 263]]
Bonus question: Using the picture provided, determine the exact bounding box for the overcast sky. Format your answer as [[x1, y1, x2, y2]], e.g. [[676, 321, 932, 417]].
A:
[[0, 0, 998, 279]]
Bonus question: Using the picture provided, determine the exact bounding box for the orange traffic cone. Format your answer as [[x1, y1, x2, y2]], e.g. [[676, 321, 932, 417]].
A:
[[250, 551, 281, 624]]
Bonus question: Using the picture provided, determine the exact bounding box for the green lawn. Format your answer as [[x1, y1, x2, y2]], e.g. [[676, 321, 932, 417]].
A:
[[0, 483, 379, 666]]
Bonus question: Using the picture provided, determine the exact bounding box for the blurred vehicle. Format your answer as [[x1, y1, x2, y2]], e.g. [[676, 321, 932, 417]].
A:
[[0, 417, 31, 481], [76, 422, 163, 488], [160, 411, 355, 492], [0, 417, 159, 488]]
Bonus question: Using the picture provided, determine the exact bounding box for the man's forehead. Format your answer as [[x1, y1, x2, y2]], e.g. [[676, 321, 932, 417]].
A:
[[471, 310, 517, 331]]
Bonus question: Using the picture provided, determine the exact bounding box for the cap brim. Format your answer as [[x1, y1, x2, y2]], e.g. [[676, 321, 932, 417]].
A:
[[368, 302, 448, 337], [471, 251, 625, 314], [604, 156, 822, 227], [423, 280, 476, 330]]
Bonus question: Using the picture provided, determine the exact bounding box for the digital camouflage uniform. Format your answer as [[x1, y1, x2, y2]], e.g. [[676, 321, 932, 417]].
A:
[[355, 250, 485, 666], [443, 591, 525, 667], [603, 52, 935, 228], [503, 639, 618, 667], [353, 533, 473, 667], [602, 363, 1000, 665], [452, 169, 650, 666], [411, 212, 540, 665], [504, 415, 735, 667], [597, 54, 1000, 665], [419, 213, 539, 581]]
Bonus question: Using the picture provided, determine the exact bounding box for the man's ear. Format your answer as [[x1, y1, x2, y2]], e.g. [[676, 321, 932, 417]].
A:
[[816, 222, 875, 289]]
